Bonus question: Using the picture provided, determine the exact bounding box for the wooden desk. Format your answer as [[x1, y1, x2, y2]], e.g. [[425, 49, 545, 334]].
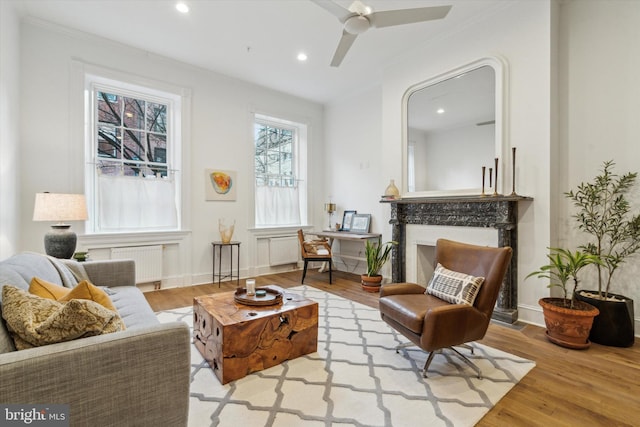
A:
[[311, 231, 381, 271]]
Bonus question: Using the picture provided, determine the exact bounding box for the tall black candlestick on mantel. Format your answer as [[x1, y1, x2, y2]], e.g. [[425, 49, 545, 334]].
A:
[[510, 147, 517, 196], [493, 157, 499, 196], [481, 166, 486, 196]]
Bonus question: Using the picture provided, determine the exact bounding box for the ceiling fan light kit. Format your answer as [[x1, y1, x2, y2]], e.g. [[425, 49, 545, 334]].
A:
[[344, 15, 370, 34], [311, 0, 452, 67]]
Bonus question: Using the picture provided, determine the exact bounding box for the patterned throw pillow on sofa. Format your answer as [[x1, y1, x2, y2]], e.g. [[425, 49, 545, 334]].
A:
[[426, 263, 485, 306], [1, 285, 125, 350]]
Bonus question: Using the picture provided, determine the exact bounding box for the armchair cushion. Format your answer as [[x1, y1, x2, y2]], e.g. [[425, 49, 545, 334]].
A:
[[303, 240, 331, 256], [2, 285, 125, 350], [426, 263, 485, 306], [379, 292, 450, 334]]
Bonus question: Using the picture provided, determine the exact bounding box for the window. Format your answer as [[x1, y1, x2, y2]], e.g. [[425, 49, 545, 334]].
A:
[[85, 74, 182, 233], [96, 91, 168, 177], [254, 115, 307, 227]]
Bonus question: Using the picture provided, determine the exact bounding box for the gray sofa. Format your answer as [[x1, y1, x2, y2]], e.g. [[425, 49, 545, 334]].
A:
[[0, 252, 190, 426]]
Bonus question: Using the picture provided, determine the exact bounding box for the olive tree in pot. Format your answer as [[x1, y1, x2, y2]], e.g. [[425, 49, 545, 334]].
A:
[[565, 160, 640, 347], [527, 248, 602, 349], [361, 240, 397, 293]]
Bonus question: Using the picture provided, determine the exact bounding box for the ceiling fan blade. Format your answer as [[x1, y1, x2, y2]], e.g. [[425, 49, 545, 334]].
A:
[[369, 5, 452, 28], [330, 30, 358, 67], [310, 0, 354, 23]]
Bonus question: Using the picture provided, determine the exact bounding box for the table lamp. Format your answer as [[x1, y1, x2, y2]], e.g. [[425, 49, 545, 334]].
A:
[[33, 192, 88, 259], [324, 202, 336, 230]]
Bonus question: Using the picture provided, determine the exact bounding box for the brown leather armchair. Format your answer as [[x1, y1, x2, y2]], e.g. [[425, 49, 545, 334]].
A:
[[379, 238, 512, 378], [297, 229, 332, 284]]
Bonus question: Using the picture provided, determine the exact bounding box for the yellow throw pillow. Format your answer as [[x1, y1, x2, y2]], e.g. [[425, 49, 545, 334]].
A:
[[59, 280, 118, 312], [29, 278, 118, 312], [1, 285, 125, 350], [29, 277, 69, 300]]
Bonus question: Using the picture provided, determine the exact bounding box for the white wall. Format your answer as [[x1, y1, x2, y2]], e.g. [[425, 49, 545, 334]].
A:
[[324, 86, 387, 276], [559, 0, 640, 333], [326, 1, 553, 325], [17, 19, 325, 286], [0, 1, 20, 259]]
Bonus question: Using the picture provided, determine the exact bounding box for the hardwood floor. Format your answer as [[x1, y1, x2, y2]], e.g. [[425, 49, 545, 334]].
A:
[[144, 270, 640, 427]]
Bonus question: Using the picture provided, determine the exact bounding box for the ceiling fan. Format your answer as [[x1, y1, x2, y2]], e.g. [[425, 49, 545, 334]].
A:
[[311, 0, 452, 67]]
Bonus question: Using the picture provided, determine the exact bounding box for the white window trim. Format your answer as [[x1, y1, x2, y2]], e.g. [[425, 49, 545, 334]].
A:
[[252, 113, 308, 229], [76, 63, 191, 238]]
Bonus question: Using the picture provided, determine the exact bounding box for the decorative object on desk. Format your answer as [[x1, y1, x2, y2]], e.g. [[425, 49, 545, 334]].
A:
[[218, 219, 235, 244], [362, 240, 398, 292], [510, 147, 518, 196], [526, 248, 601, 349], [489, 167, 493, 189], [33, 192, 88, 259], [384, 179, 400, 199], [205, 169, 236, 201], [73, 251, 89, 262], [493, 157, 499, 196], [340, 210, 356, 231], [350, 213, 371, 233], [324, 202, 336, 230], [481, 166, 487, 196]]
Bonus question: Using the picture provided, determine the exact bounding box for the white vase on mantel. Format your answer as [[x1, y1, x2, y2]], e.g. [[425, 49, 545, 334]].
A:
[[384, 180, 400, 199]]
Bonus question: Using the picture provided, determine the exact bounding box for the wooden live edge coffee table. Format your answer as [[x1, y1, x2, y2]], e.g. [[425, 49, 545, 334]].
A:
[[193, 285, 318, 384]]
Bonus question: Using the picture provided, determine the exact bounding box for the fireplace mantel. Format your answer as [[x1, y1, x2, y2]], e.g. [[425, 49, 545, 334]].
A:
[[383, 195, 532, 323]]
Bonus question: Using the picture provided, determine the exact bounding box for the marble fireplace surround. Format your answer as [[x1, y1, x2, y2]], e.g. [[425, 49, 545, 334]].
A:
[[385, 195, 531, 324]]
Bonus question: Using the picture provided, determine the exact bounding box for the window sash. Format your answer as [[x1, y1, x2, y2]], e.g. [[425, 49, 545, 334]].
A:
[[86, 75, 182, 233], [254, 116, 305, 227]]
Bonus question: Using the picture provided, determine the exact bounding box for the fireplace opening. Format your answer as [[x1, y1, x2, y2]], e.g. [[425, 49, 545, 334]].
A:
[[416, 244, 436, 286]]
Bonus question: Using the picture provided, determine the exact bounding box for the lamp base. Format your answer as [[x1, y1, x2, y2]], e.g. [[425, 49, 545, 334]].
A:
[[44, 224, 77, 259]]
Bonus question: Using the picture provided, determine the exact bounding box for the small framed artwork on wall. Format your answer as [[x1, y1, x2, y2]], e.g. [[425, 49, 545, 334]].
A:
[[205, 169, 237, 201]]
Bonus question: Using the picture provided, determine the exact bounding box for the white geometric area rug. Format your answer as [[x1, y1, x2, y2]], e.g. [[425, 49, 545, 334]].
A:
[[156, 285, 535, 427]]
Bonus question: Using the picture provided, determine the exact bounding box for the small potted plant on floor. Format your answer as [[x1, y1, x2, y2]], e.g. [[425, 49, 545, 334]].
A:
[[527, 248, 601, 349], [565, 160, 639, 347], [361, 240, 397, 292]]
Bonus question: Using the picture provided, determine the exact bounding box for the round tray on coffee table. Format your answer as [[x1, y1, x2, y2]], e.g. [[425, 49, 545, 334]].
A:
[[234, 287, 283, 306]]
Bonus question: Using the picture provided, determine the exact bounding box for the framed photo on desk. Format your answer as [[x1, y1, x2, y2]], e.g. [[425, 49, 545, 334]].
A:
[[341, 210, 356, 231], [350, 214, 371, 233]]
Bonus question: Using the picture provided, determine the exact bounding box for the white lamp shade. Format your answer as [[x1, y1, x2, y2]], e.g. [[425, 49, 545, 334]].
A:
[[33, 193, 88, 222]]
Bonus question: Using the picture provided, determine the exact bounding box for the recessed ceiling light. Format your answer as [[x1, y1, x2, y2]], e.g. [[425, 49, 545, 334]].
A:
[[437, 108, 445, 114], [176, 2, 189, 13], [297, 52, 308, 62]]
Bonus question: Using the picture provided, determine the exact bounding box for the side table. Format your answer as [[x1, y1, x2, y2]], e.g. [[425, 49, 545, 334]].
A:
[[211, 241, 240, 287]]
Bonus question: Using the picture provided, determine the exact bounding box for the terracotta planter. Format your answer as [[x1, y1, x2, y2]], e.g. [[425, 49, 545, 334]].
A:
[[575, 290, 635, 348], [361, 274, 383, 293], [538, 297, 599, 349]]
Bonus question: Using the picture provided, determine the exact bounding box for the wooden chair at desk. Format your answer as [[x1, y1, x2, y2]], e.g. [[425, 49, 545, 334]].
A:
[[297, 229, 332, 284]]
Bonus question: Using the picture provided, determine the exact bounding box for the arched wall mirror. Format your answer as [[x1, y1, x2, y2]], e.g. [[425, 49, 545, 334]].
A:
[[402, 58, 505, 197]]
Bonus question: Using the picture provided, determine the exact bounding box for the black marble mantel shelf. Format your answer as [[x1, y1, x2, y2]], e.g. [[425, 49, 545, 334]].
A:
[[380, 194, 533, 204], [381, 194, 533, 324]]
